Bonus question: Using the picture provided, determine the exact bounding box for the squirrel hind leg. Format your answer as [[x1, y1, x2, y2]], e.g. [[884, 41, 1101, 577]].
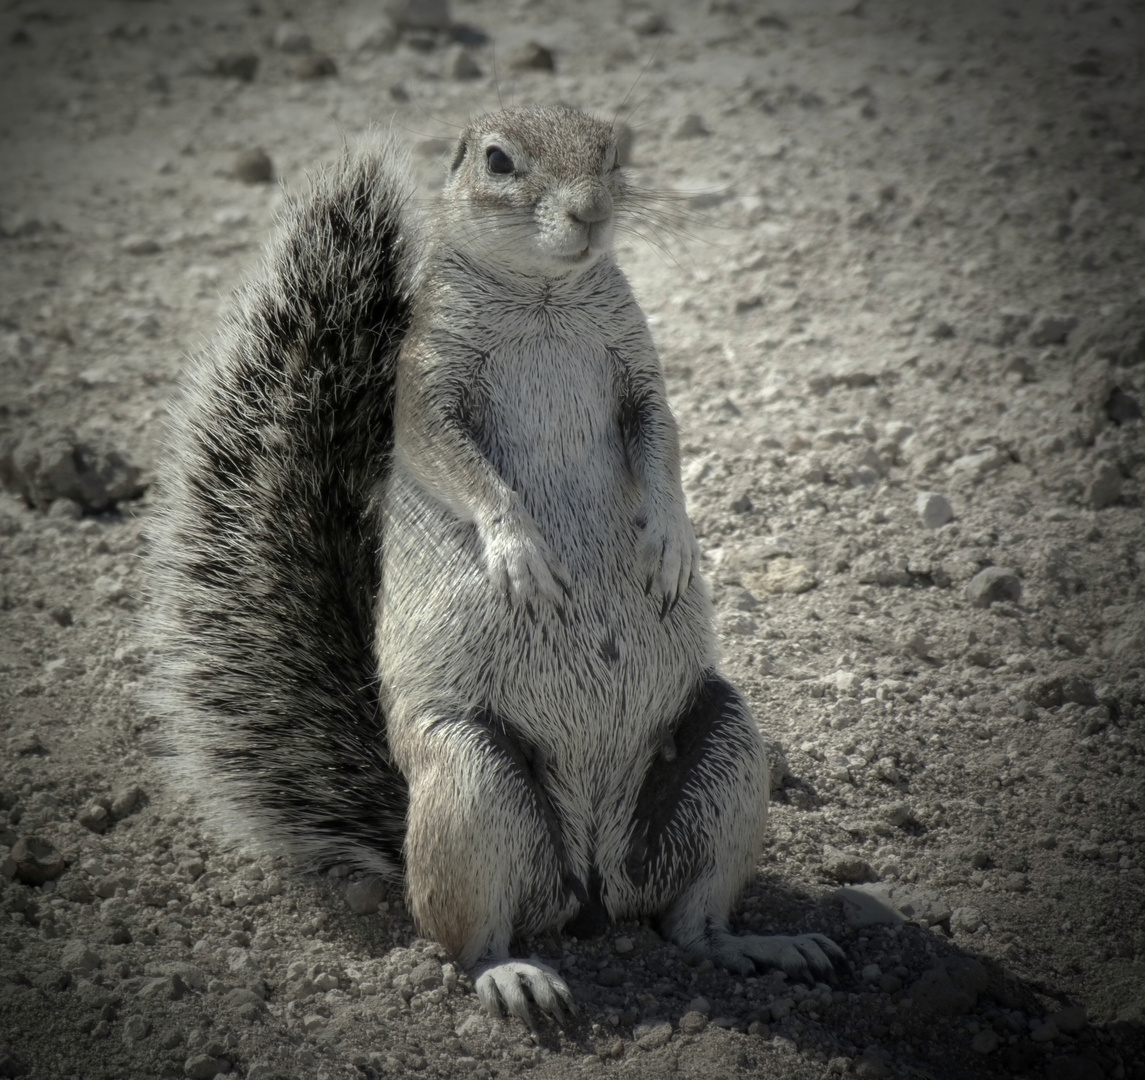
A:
[[614, 672, 848, 981], [400, 708, 577, 985]]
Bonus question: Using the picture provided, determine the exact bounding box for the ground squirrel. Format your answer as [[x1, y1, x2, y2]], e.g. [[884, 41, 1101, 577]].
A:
[[149, 105, 846, 1022]]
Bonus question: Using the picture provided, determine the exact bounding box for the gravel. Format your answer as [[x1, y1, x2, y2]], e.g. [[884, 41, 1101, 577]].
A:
[[1, 2, 1144, 1079]]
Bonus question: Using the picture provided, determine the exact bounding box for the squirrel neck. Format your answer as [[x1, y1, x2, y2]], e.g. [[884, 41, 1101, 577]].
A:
[[423, 244, 617, 312]]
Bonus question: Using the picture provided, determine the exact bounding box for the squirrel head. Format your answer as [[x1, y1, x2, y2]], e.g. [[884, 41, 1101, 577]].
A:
[[441, 105, 624, 280]]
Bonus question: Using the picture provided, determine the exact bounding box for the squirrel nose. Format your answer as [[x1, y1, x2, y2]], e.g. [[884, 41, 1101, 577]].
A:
[[567, 188, 613, 225]]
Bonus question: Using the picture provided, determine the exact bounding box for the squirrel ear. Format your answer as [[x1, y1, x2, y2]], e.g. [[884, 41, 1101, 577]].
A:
[[450, 138, 468, 173]]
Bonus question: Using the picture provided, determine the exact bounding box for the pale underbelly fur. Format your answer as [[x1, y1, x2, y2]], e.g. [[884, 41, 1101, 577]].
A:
[[376, 333, 715, 870]]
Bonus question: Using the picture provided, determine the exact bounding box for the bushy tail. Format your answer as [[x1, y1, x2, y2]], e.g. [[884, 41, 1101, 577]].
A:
[[149, 136, 417, 876]]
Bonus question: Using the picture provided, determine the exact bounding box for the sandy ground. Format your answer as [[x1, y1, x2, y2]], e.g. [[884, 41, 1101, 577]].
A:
[[1, 0, 1144, 1078]]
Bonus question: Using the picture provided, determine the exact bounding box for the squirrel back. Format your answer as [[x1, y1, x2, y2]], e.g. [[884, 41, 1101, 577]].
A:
[[148, 136, 418, 875]]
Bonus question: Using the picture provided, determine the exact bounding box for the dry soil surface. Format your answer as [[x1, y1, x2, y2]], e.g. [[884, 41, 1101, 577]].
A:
[[1, 1, 1144, 1079]]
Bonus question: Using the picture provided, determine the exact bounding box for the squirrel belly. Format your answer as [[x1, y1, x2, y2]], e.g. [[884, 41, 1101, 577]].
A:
[[149, 105, 848, 1022]]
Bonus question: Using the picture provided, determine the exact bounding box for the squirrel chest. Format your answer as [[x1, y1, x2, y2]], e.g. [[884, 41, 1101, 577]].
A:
[[378, 268, 710, 767]]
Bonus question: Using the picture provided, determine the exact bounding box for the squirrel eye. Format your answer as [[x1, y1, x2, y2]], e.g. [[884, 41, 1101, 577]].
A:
[[486, 146, 514, 175]]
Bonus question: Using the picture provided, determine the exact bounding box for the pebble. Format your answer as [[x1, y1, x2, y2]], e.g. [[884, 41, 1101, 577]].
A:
[[346, 17, 398, 52], [294, 54, 337, 79], [1022, 674, 1096, 708], [390, 0, 451, 30], [971, 1028, 999, 1053], [860, 962, 881, 982], [61, 942, 102, 971], [451, 49, 482, 79], [110, 785, 143, 820], [1028, 312, 1078, 346], [614, 935, 634, 954], [1031, 1019, 1059, 1042], [904, 957, 987, 1017], [3, 431, 147, 512], [1087, 461, 1121, 509], [273, 22, 313, 53], [120, 235, 161, 255], [212, 52, 260, 82], [122, 1015, 151, 1043], [950, 906, 984, 933], [184, 1053, 228, 1079], [915, 491, 954, 529], [744, 560, 816, 595], [11, 835, 66, 885], [675, 114, 711, 138], [633, 1018, 673, 1050], [1051, 1005, 1087, 1034], [507, 42, 555, 71], [231, 149, 274, 184], [345, 875, 388, 915], [965, 566, 1021, 608], [678, 1010, 707, 1034], [823, 848, 875, 884], [686, 995, 712, 1015]]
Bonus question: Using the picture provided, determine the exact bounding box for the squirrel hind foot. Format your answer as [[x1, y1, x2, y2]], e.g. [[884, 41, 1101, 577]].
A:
[[475, 958, 575, 1027], [707, 930, 850, 987]]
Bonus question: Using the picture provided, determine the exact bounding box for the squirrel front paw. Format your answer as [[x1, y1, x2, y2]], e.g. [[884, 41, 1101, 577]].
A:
[[636, 500, 699, 616], [480, 510, 571, 613]]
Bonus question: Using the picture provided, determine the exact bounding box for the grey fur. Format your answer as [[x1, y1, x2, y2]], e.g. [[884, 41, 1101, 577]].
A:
[[150, 106, 846, 1021]]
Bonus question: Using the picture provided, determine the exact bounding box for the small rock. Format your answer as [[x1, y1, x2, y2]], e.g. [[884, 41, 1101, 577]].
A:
[[633, 1018, 673, 1050], [110, 785, 143, 820], [897, 630, 932, 659], [294, 53, 336, 79], [120, 235, 160, 255], [2, 429, 147, 512], [11, 835, 66, 885], [49, 605, 73, 627], [744, 560, 816, 595], [76, 803, 109, 834], [450, 48, 482, 79], [966, 566, 1021, 608], [1087, 461, 1121, 509], [273, 22, 312, 53], [769, 997, 793, 1021], [61, 942, 101, 972], [1050, 1005, 1087, 1034], [507, 41, 554, 71], [11, 731, 47, 756], [1031, 1020, 1059, 1042], [1022, 674, 1097, 709], [184, 1054, 228, 1079], [951, 906, 983, 933], [389, 0, 451, 31], [410, 959, 442, 992], [678, 1010, 707, 1035], [122, 1015, 151, 1043], [824, 848, 875, 884], [1029, 312, 1078, 347], [915, 491, 954, 529], [971, 1028, 999, 1054], [614, 935, 634, 955], [904, 957, 987, 1017], [345, 875, 387, 915], [627, 10, 670, 33], [230, 149, 273, 184], [1106, 385, 1142, 424], [346, 17, 398, 52], [212, 52, 259, 82], [861, 962, 881, 982], [675, 114, 711, 138], [686, 995, 712, 1015], [1046, 1057, 1105, 1080]]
